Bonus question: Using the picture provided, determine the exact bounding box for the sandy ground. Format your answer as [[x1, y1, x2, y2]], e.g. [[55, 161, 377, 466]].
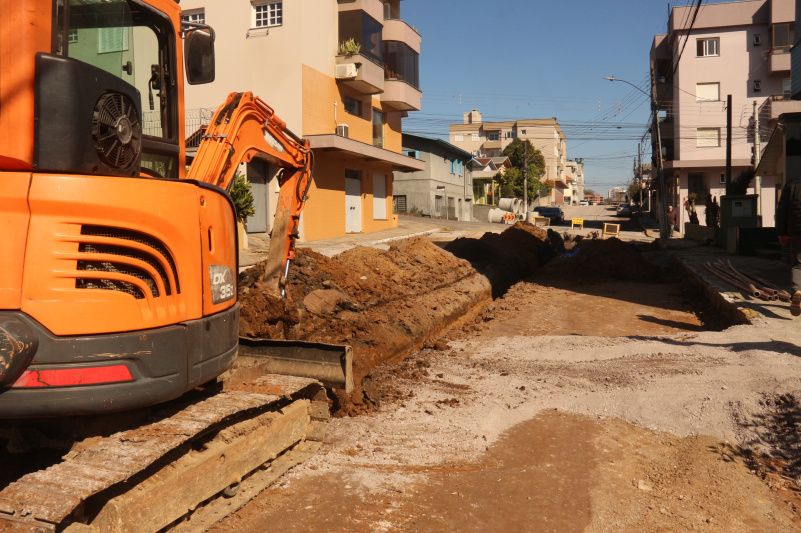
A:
[[216, 268, 801, 532]]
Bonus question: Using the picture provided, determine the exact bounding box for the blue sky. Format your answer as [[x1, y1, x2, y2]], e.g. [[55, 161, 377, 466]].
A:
[[400, 0, 688, 194]]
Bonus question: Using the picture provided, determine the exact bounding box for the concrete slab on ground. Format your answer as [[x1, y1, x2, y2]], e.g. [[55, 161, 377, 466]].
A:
[[670, 242, 793, 323]]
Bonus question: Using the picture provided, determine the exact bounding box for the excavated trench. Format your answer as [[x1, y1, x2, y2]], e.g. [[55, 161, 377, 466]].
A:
[[237, 223, 552, 414], [238, 224, 733, 414]]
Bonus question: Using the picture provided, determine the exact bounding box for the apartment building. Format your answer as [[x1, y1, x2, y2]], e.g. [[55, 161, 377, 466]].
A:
[[393, 134, 474, 221], [563, 159, 586, 205], [448, 110, 570, 205], [180, 0, 424, 241], [650, 0, 800, 228]]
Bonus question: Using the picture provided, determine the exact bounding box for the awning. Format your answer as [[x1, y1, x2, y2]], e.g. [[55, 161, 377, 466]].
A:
[[307, 135, 425, 172]]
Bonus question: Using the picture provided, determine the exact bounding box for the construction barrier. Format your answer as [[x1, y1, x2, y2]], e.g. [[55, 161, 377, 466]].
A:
[[602, 223, 620, 238], [571, 217, 584, 230], [533, 216, 550, 227]]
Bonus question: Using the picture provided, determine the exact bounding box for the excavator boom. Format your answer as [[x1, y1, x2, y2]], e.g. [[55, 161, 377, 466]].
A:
[[187, 92, 313, 296]]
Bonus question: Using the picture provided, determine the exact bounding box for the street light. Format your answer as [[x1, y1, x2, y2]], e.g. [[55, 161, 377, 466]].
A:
[[602, 76, 651, 99], [604, 75, 669, 240]]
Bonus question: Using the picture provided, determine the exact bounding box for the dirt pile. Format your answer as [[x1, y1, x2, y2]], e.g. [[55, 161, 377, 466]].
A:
[[237, 224, 550, 413], [444, 222, 552, 296], [238, 237, 490, 413], [538, 237, 663, 283]]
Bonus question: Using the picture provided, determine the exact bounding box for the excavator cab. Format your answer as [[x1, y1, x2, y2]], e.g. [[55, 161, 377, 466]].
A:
[[0, 0, 243, 417]]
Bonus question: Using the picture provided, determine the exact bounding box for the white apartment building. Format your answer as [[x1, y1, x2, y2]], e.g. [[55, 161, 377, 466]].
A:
[[448, 110, 570, 205], [651, 0, 800, 228]]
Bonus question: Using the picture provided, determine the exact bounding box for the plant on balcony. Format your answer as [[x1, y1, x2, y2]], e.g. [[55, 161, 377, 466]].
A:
[[338, 38, 361, 56]]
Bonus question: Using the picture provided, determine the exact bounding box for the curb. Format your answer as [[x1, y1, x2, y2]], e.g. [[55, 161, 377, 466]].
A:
[[671, 253, 754, 326]]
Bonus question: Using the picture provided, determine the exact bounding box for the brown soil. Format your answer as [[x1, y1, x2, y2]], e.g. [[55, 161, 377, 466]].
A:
[[539, 237, 663, 284], [443, 223, 551, 296], [237, 224, 550, 413], [215, 412, 799, 533]]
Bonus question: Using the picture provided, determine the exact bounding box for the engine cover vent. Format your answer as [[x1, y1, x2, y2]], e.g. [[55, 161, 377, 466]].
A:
[[75, 225, 180, 300]]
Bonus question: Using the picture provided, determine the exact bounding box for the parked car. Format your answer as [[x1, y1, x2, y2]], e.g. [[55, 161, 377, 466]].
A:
[[616, 204, 632, 217], [532, 206, 565, 225], [579, 200, 589, 206]]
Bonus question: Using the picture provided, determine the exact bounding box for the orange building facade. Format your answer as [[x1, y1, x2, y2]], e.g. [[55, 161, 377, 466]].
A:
[[180, 0, 423, 241]]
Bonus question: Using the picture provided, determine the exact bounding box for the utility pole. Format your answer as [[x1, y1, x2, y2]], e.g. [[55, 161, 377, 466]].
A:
[[637, 142, 643, 209], [725, 94, 733, 195], [522, 140, 528, 214], [753, 99, 762, 216]]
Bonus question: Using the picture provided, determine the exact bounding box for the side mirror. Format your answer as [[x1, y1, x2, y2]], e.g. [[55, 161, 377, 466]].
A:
[[184, 28, 215, 85]]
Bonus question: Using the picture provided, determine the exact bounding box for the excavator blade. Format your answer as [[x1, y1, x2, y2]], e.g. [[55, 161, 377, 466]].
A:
[[236, 338, 354, 393]]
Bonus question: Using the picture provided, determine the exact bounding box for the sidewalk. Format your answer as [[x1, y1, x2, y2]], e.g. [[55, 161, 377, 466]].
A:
[[668, 241, 793, 324], [239, 215, 504, 268]]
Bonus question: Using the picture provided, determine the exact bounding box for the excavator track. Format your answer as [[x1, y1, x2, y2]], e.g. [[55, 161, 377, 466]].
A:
[[0, 375, 329, 532]]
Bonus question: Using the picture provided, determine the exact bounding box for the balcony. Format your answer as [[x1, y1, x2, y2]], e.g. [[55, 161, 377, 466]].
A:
[[336, 53, 385, 95], [770, 50, 791, 73], [337, 0, 384, 22], [381, 79, 421, 111], [382, 19, 421, 52], [760, 95, 801, 120], [482, 139, 502, 150]]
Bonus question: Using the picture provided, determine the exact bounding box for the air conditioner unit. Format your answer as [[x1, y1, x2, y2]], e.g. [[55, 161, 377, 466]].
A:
[[335, 63, 358, 79], [336, 124, 349, 138]]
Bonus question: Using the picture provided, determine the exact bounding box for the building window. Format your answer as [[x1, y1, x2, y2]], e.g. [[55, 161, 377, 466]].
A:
[[393, 195, 407, 214], [339, 11, 383, 64], [696, 82, 720, 101], [471, 133, 480, 141], [696, 37, 719, 57], [504, 131, 513, 139], [372, 109, 384, 148], [521, 129, 527, 135], [720, 173, 726, 184], [753, 80, 761, 93], [773, 22, 794, 50], [487, 131, 500, 141], [181, 9, 205, 24], [97, 27, 129, 54], [697, 128, 720, 148], [753, 33, 762, 47], [783, 78, 792, 96], [343, 96, 362, 117], [383, 41, 419, 88], [688, 173, 709, 203], [253, 2, 282, 28], [454, 134, 464, 142]]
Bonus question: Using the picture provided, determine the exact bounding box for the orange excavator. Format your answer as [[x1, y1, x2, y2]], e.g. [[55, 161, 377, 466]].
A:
[[0, 0, 324, 417], [0, 1, 352, 529]]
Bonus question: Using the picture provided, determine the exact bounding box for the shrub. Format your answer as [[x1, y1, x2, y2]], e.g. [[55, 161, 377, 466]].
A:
[[230, 172, 255, 223]]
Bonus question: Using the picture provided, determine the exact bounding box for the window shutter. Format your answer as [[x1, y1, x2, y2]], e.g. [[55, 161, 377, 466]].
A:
[[695, 82, 719, 101]]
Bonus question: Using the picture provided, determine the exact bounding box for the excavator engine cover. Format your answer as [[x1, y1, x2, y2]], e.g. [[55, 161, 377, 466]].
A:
[[34, 53, 143, 177]]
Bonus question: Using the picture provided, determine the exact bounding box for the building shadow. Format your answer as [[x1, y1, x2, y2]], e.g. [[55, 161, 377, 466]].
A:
[[626, 335, 801, 357]]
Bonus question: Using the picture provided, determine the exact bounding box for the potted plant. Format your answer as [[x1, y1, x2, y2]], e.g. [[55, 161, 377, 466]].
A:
[[229, 172, 255, 250], [338, 38, 361, 56]]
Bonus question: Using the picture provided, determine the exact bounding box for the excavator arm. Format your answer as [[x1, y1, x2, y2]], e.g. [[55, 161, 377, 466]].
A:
[[187, 92, 313, 297]]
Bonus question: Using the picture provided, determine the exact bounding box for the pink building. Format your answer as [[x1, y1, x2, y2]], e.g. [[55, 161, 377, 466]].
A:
[[650, 0, 801, 229]]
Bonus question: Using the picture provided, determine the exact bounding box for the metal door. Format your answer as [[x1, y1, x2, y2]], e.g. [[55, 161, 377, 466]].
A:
[[345, 177, 362, 233], [246, 161, 268, 233], [373, 173, 387, 220]]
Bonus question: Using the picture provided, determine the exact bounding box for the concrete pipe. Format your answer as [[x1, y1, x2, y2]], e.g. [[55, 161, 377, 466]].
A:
[[488, 208, 510, 224], [498, 198, 522, 214]]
